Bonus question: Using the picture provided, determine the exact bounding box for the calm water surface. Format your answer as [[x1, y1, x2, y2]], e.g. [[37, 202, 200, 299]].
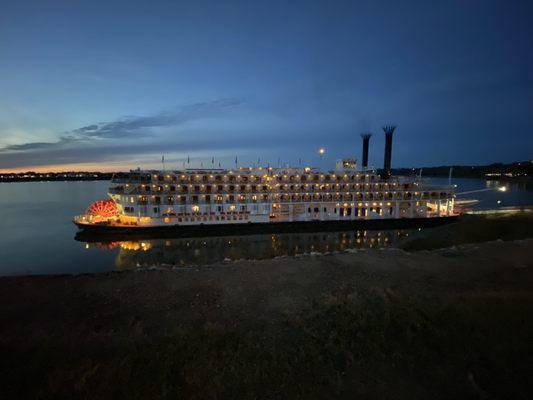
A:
[[0, 178, 531, 276]]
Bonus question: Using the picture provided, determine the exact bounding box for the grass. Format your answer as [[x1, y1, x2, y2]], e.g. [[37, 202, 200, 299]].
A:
[[2, 289, 532, 399], [401, 212, 533, 251]]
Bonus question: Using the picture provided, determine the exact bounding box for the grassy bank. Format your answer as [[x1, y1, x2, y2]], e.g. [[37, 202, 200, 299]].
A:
[[4, 291, 532, 399], [401, 212, 533, 251], [1, 238, 532, 399]]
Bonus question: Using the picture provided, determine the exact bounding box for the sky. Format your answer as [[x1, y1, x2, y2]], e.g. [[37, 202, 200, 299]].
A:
[[0, 0, 532, 172]]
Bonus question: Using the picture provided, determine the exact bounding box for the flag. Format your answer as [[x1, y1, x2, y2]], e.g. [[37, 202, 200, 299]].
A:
[[235, 156, 238, 165], [211, 156, 214, 164], [187, 155, 190, 164], [257, 157, 260, 165], [162, 155, 164, 163]]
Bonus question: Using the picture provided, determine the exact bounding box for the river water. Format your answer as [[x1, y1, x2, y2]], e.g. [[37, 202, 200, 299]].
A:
[[0, 178, 531, 276]]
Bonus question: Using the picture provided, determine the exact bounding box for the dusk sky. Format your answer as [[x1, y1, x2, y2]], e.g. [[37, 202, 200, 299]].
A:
[[1, 0, 532, 172]]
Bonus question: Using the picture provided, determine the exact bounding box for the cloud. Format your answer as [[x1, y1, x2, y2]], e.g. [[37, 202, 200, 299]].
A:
[[0, 98, 244, 152], [1, 136, 82, 151], [3, 142, 60, 151], [0, 133, 289, 169], [71, 98, 244, 139]]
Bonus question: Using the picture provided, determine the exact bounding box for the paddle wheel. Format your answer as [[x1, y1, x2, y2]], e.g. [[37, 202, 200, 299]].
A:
[[85, 200, 119, 220]]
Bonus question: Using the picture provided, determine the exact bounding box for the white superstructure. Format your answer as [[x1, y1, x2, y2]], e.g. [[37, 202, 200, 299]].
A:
[[74, 160, 456, 228]]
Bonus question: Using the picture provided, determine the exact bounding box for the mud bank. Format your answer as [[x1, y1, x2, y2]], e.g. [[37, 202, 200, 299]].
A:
[[1, 238, 533, 399]]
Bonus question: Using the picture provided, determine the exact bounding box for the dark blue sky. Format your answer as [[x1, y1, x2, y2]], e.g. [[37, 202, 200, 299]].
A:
[[1, 0, 532, 171]]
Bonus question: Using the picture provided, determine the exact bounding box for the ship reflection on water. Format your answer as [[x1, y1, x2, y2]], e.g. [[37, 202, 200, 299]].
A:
[[83, 230, 414, 270]]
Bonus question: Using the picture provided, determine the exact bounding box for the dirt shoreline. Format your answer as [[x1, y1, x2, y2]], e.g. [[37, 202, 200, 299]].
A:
[[1, 237, 533, 399]]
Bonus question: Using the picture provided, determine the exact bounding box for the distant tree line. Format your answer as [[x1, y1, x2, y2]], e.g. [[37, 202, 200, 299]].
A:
[[389, 161, 532, 180], [1, 161, 531, 182], [0, 172, 114, 182]]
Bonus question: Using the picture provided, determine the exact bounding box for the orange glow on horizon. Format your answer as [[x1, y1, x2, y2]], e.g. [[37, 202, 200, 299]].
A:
[[0, 162, 140, 174]]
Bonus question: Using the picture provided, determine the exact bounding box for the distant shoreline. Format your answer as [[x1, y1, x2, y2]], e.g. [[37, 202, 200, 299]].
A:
[[2, 174, 530, 183], [0, 160, 530, 182], [0, 172, 113, 182], [391, 160, 532, 181]]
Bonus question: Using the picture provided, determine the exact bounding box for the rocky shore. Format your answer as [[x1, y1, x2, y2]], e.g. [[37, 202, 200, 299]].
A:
[[1, 230, 533, 399]]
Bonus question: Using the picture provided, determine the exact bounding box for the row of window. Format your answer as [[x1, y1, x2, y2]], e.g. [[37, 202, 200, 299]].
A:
[[126, 207, 405, 219], [112, 182, 412, 194], [169, 215, 250, 222], [124, 202, 426, 217], [114, 173, 381, 184], [120, 192, 446, 206]]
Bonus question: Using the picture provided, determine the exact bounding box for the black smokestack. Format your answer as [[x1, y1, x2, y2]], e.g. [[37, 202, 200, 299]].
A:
[[360, 133, 372, 169], [382, 125, 396, 178]]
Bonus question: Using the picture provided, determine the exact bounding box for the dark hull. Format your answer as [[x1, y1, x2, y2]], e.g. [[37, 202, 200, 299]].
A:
[[74, 216, 459, 242]]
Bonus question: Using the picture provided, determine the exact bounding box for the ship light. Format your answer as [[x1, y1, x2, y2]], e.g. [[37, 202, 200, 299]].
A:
[[498, 186, 507, 192]]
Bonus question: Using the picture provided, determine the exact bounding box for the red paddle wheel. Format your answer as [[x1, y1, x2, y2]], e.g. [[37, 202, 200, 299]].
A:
[[86, 200, 119, 218]]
